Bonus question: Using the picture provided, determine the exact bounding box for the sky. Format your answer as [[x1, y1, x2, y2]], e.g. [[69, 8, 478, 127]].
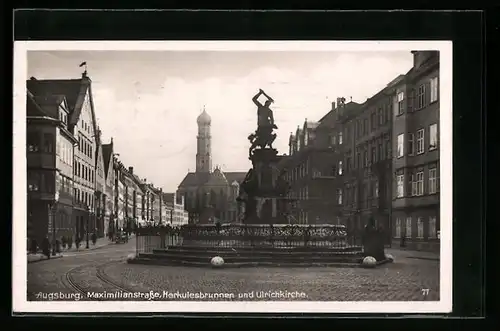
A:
[[27, 50, 413, 192]]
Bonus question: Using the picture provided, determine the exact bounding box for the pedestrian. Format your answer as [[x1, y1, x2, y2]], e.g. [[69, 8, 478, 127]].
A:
[[41, 235, 51, 259]]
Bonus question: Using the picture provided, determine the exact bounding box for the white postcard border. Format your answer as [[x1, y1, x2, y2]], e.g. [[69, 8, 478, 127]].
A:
[[13, 40, 453, 314]]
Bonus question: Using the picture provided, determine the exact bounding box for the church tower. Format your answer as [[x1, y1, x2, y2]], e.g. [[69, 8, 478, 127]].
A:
[[196, 106, 212, 173]]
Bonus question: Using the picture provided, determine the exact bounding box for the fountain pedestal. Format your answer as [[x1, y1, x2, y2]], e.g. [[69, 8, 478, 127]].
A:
[[239, 148, 289, 225]]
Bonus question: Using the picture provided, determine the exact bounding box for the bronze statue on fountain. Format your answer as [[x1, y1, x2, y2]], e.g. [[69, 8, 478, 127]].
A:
[[248, 89, 278, 158], [236, 89, 292, 225]]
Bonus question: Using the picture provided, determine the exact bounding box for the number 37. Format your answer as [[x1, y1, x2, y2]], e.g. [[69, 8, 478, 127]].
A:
[[421, 289, 430, 295]]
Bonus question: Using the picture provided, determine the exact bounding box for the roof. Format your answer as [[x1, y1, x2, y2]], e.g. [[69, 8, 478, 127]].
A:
[[305, 121, 319, 130], [102, 142, 113, 177], [162, 193, 176, 204], [197, 108, 211, 125], [27, 93, 51, 117], [26, 76, 93, 132], [205, 168, 228, 187], [178, 171, 247, 188]]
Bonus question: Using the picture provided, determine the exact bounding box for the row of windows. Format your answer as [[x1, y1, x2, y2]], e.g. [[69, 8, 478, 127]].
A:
[[353, 103, 392, 139], [56, 174, 73, 194], [78, 134, 93, 159], [395, 77, 439, 116], [81, 118, 92, 135], [285, 160, 309, 183], [397, 123, 438, 158], [341, 178, 380, 205], [27, 171, 55, 193], [395, 216, 438, 239], [345, 137, 391, 172], [27, 132, 54, 153], [287, 186, 309, 200], [395, 165, 439, 198], [74, 188, 94, 209], [56, 138, 73, 165], [74, 160, 95, 184], [58, 111, 68, 125]]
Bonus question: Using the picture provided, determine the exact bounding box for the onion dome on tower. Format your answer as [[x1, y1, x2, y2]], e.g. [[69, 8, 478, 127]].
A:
[[197, 106, 211, 125]]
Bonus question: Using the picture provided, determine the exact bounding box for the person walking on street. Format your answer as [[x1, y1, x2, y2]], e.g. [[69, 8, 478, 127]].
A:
[[41, 235, 51, 259]]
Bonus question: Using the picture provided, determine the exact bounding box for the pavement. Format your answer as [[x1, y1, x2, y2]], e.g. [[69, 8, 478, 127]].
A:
[[26, 235, 135, 263], [385, 247, 440, 262], [26, 237, 440, 302]]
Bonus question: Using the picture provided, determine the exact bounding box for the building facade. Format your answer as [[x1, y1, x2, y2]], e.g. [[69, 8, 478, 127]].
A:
[[333, 88, 394, 243], [177, 108, 246, 224], [94, 129, 106, 237], [162, 193, 189, 226], [27, 72, 99, 242], [101, 139, 115, 237], [282, 100, 360, 225], [27, 91, 78, 243], [391, 51, 440, 251]]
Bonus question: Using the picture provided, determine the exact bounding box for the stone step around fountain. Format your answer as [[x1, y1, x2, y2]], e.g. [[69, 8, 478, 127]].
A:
[[129, 245, 369, 268]]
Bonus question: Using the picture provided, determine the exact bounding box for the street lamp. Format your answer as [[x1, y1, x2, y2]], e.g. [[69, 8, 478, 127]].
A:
[[51, 191, 60, 256], [85, 204, 90, 249]]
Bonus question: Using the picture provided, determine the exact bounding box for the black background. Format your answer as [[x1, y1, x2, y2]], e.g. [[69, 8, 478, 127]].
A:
[[11, 8, 491, 323]]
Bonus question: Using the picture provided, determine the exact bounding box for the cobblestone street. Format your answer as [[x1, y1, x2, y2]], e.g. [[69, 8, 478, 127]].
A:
[[27, 237, 439, 302]]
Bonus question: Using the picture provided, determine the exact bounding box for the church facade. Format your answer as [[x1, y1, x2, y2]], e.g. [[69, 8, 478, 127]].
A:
[[177, 108, 247, 224]]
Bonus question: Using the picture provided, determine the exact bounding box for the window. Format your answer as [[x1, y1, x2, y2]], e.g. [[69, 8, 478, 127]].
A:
[[429, 216, 437, 238], [429, 167, 438, 194], [378, 142, 383, 161], [417, 84, 426, 109], [405, 217, 412, 238], [396, 92, 405, 115], [356, 152, 361, 169], [386, 140, 391, 159], [408, 89, 415, 112], [416, 129, 424, 154], [407, 133, 414, 156], [363, 118, 368, 135], [397, 134, 404, 158], [374, 179, 379, 198], [337, 189, 343, 205], [364, 150, 368, 167], [417, 217, 424, 238], [28, 171, 40, 191], [338, 132, 343, 145], [410, 173, 417, 196], [430, 77, 439, 103], [43, 133, 54, 153], [416, 171, 424, 196], [378, 108, 384, 125], [429, 123, 438, 150], [371, 146, 377, 164], [338, 161, 343, 175], [330, 135, 336, 145], [395, 218, 401, 238], [27, 132, 39, 152], [371, 111, 376, 130], [396, 173, 404, 198]]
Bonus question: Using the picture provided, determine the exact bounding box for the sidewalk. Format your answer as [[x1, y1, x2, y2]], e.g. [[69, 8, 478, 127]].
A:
[[63, 236, 115, 253], [386, 247, 440, 261], [27, 253, 63, 263], [27, 235, 128, 263]]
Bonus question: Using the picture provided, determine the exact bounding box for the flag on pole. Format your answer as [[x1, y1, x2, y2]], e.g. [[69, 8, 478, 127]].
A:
[[79, 61, 87, 67]]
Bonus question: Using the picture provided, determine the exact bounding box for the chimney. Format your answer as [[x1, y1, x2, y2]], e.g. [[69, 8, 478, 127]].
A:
[[331, 101, 336, 110], [143, 178, 147, 183], [128, 167, 133, 174], [29, 76, 37, 81]]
